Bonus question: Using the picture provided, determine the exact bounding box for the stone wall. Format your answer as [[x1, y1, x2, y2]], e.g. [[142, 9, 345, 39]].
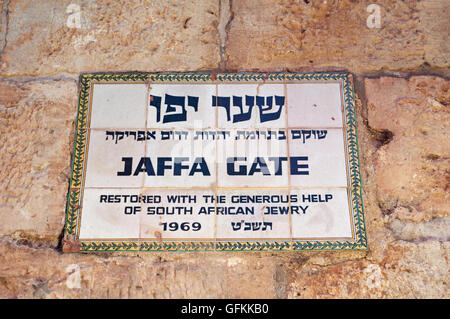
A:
[[0, 0, 448, 298]]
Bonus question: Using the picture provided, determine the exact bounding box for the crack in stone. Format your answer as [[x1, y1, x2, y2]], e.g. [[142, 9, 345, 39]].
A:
[[218, 0, 234, 70], [56, 226, 66, 252], [0, 72, 78, 84], [0, 235, 60, 251], [0, 0, 10, 61], [353, 73, 396, 149], [368, 127, 394, 149]]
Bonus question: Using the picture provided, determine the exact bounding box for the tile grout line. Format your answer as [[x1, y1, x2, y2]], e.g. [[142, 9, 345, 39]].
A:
[[83, 186, 349, 190], [88, 126, 344, 130], [213, 81, 219, 251], [283, 79, 293, 244], [138, 80, 151, 250]]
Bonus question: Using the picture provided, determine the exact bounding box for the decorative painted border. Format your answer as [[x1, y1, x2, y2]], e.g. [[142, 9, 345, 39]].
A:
[[140, 241, 216, 252], [63, 72, 367, 252], [80, 241, 140, 252]]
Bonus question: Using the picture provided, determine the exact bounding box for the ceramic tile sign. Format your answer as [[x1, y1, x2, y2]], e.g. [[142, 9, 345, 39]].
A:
[[63, 73, 368, 252]]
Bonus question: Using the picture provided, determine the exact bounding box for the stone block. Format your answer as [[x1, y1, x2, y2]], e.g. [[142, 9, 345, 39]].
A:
[[365, 76, 449, 221], [0, 0, 220, 76], [0, 79, 78, 244], [226, 0, 449, 72]]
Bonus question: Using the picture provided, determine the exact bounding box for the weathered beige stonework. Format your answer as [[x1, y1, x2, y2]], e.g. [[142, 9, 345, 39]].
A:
[[288, 241, 448, 298], [0, 242, 285, 298], [0, 0, 220, 76], [226, 0, 449, 72], [0, 0, 448, 299], [419, 0, 450, 67], [0, 79, 77, 246], [366, 76, 449, 222]]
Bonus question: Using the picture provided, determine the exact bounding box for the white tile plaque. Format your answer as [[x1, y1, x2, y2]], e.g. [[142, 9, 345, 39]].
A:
[[63, 73, 367, 252]]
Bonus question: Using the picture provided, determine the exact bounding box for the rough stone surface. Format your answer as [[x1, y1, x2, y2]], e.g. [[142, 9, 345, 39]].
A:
[[0, 242, 281, 298], [226, 0, 449, 72], [366, 76, 450, 221], [388, 218, 449, 242], [0, 0, 220, 76], [0, 1, 7, 56], [0, 79, 77, 246], [288, 241, 448, 298], [0, 0, 448, 299], [419, 0, 450, 68]]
